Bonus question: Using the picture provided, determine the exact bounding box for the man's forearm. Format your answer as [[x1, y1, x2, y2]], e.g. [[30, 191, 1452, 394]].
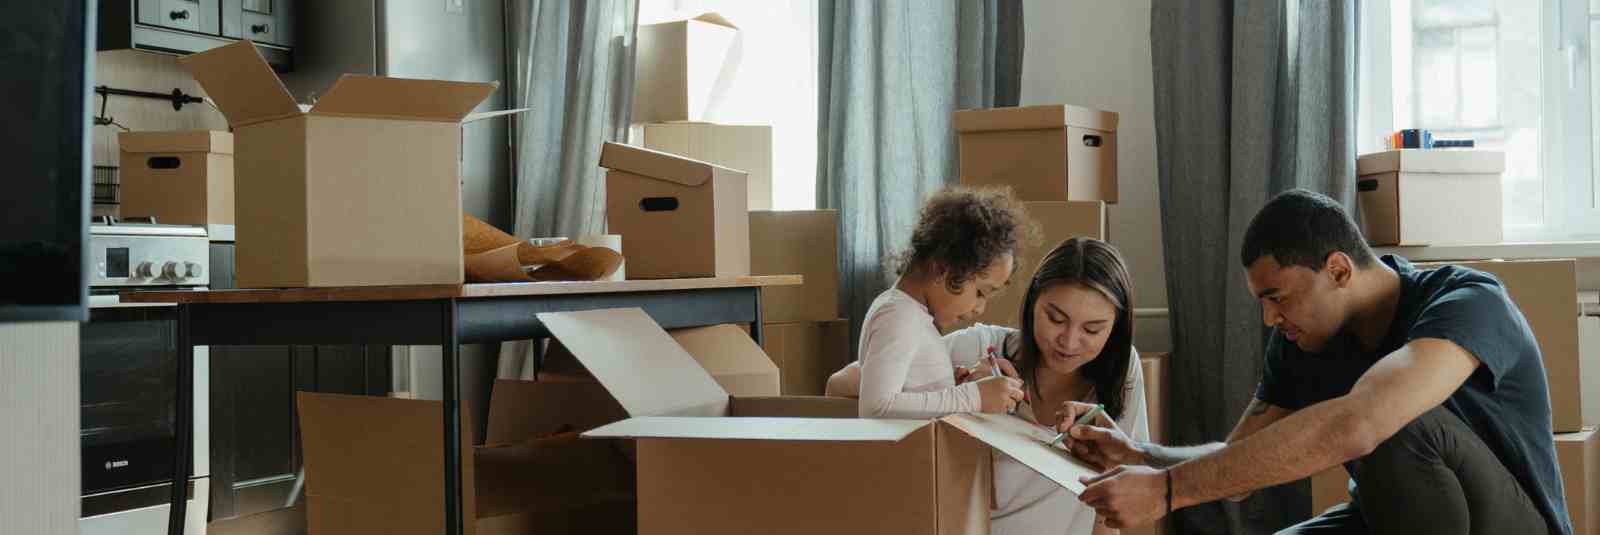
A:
[[1137, 442, 1226, 468], [1168, 397, 1364, 510]]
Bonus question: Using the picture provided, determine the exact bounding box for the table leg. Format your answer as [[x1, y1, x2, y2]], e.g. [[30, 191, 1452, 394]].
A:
[[441, 299, 463, 535], [168, 304, 194, 535]]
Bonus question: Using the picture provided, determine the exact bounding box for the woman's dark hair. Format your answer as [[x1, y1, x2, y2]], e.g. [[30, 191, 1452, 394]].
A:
[[894, 186, 1036, 294], [1013, 237, 1136, 420]]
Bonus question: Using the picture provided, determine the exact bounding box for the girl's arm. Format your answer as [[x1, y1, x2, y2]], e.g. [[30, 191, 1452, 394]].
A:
[[858, 318, 983, 419]]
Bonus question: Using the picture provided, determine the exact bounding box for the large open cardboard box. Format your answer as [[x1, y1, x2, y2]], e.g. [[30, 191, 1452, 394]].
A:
[[1356, 150, 1505, 246], [750, 209, 840, 323], [963, 201, 1106, 329], [557, 308, 1101, 534], [601, 142, 750, 279], [1558, 427, 1599, 535], [118, 130, 234, 227], [179, 40, 519, 288], [632, 13, 739, 123], [643, 123, 772, 210], [955, 105, 1119, 203]]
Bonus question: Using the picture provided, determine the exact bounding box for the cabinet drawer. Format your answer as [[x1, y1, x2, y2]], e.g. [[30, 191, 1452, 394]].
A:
[[241, 10, 276, 45]]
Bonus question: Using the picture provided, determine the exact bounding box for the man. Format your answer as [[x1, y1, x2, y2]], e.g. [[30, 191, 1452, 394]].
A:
[[1060, 189, 1570, 534]]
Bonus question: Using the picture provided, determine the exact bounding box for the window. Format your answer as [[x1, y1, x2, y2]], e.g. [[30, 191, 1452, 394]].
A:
[[1361, 0, 1600, 242]]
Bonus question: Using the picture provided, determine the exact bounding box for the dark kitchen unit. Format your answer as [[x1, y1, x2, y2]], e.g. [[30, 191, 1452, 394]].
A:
[[98, 0, 296, 70]]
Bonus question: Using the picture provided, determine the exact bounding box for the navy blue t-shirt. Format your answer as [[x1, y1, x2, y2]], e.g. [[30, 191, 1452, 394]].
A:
[[1255, 255, 1570, 535]]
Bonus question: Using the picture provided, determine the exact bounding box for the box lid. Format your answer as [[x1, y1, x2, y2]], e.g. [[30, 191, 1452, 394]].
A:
[[940, 413, 1099, 494], [118, 130, 234, 155], [584, 416, 926, 442], [178, 40, 302, 127], [1356, 150, 1506, 175], [310, 74, 499, 122], [599, 142, 737, 187], [538, 308, 730, 417], [954, 104, 1120, 133]]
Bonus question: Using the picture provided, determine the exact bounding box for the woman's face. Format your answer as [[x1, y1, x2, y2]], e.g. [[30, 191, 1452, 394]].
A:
[[1030, 282, 1118, 377], [927, 253, 1014, 331]]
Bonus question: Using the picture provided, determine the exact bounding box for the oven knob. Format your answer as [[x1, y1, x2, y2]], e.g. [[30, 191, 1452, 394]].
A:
[[135, 262, 155, 278], [161, 261, 180, 279], [184, 262, 203, 279]]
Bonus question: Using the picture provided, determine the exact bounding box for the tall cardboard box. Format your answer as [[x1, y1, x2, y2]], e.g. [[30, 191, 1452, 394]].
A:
[[1421, 259, 1582, 432], [762, 320, 851, 396], [118, 130, 234, 227], [601, 142, 750, 279], [1356, 150, 1505, 246], [1557, 428, 1599, 535], [955, 104, 1120, 203], [643, 123, 773, 210], [1124, 352, 1170, 535], [1584, 314, 1600, 427], [560, 308, 1103, 535], [180, 40, 513, 288], [632, 13, 738, 123], [750, 210, 839, 323], [966, 201, 1106, 328]]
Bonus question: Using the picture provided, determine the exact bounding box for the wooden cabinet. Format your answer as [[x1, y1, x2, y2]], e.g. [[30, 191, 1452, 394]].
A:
[[100, 0, 294, 70]]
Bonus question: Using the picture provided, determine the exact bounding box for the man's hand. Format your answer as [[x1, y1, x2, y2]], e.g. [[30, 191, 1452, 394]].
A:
[[1079, 465, 1170, 529], [1057, 401, 1145, 470]]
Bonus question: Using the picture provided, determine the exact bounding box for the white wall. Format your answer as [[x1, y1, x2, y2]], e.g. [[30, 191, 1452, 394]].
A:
[[1022, 0, 1169, 352]]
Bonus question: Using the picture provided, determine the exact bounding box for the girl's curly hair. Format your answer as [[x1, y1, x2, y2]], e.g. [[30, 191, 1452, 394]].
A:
[[894, 186, 1038, 294]]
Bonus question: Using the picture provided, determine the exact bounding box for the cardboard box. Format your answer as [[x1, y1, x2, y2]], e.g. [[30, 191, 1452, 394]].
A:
[[542, 324, 782, 398], [180, 40, 516, 288], [761, 320, 852, 396], [1420, 259, 1582, 432], [1356, 150, 1505, 246], [1558, 428, 1600, 535], [602, 142, 750, 279], [965, 201, 1106, 329], [632, 13, 738, 123], [296, 391, 636, 535], [1141, 352, 1167, 444], [118, 130, 234, 227], [750, 210, 839, 323], [643, 123, 772, 210], [954, 104, 1119, 203], [1584, 315, 1600, 427], [557, 308, 1100, 535], [1310, 468, 1351, 515]]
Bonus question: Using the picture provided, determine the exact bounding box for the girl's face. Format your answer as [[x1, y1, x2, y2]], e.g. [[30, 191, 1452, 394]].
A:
[[1030, 282, 1118, 378], [927, 253, 1014, 331]]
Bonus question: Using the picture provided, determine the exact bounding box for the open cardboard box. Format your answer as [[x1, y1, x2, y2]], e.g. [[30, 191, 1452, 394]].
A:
[[552, 308, 1100, 535]]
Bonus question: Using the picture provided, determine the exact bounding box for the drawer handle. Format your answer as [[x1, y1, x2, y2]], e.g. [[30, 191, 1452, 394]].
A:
[[170, 10, 190, 21], [147, 157, 183, 170], [251, 23, 270, 34], [640, 197, 680, 212], [1082, 134, 1103, 147], [1358, 179, 1379, 192]]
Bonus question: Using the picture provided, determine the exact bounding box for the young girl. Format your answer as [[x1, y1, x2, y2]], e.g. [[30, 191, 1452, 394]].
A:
[[833, 237, 1148, 535]]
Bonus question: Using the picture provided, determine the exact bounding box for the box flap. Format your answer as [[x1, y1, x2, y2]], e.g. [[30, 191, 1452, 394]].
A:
[[486, 379, 628, 444], [954, 104, 1119, 133], [728, 396, 859, 418], [118, 131, 234, 155], [473, 434, 635, 519], [310, 74, 498, 122], [583, 416, 925, 442], [691, 12, 736, 28], [669, 324, 781, 397], [537, 308, 730, 417], [177, 41, 302, 127], [939, 413, 1098, 494], [600, 142, 732, 187], [463, 108, 531, 124], [1356, 150, 1506, 175]]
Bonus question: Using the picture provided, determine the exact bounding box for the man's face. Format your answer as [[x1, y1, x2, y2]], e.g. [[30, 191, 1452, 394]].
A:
[[1244, 254, 1349, 353]]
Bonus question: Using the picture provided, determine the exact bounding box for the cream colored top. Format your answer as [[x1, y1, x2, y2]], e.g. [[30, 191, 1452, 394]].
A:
[[855, 288, 983, 418]]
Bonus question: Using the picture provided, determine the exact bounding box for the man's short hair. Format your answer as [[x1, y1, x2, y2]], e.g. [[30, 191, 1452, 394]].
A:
[[1239, 189, 1376, 271]]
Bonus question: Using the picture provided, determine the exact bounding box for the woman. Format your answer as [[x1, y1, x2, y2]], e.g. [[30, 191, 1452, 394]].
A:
[[830, 237, 1147, 535]]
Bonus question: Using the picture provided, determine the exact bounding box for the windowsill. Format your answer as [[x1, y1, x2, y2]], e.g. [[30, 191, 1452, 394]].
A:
[[1374, 241, 1600, 262]]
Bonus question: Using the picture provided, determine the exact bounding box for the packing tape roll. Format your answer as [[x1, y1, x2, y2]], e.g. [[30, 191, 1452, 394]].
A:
[[576, 234, 624, 281]]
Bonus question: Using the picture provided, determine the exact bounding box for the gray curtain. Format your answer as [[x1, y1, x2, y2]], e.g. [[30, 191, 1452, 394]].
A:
[[1151, 1, 1357, 534], [506, 0, 638, 240], [816, 0, 1023, 353]]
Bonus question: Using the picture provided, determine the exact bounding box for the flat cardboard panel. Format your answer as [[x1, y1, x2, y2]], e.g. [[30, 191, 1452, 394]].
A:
[[177, 40, 301, 127], [1395, 171, 1502, 246], [606, 170, 717, 278], [472, 434, 635, 519], [118, 130, 233, 154], [585, 416, 924, 442], [1583, 315, 1600, 427], [761, 320, 852, 396], [643, 123, 773, 210], [935, 424, 993, 535], [303, 117, 463, 286], [233, 117, 309, 288], [940, 413, 1098, 495], [727, 395, 859, 418], [1310, 468, 1350, 514], [205, 154, 235, 225], [1557, 428, 1598, 535], [749, 210, 840, 323], [118, 151, 234, 226], [711, 167, 752, 277], [486, 379, 627, 444], [959, 129, 1069, 200], [1356, 149, 1506, 175], [600, 141, 719, 188], [1065, 126, 1118, 203], [668, 324, 779, 397], [1357, 172, 1402, 246], [632, 19, 738, 123], [967, 201, 1106, 328], [311, 74, 497, 122], [1142, 352, 1168, 444], [538, 308, 731, 417], [634, 428, 939, 535]]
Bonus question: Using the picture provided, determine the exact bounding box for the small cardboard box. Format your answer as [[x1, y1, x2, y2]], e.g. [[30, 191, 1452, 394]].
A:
[[954, 104, 1119, 203], [296, 392, 636, 535], [602, 142, 750, 279], [761, 320, 852, 396], [180, 40, 516, 288], [750, 210, 839, 323], [965, 201, 1106, 329], [1310, 468, 1351, 515], [1558, 427, 1599, 535], [1141, 352, 1168, 445], [632, 13, 739, 123], [1583, 315, 1600, 427], [643, 122, 773, 210], [1356, 150, 1505, 246], [1421, 259, 1582, 432], [118, 130, 234, 227], [562, 308, 1102, 535]]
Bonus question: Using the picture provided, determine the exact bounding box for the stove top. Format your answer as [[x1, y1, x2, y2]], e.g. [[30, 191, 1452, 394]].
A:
[[88, 216, 210, 289]]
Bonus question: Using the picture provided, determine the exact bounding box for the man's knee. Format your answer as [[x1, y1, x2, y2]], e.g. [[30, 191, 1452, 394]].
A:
[[1356, 407, 1454, 480]]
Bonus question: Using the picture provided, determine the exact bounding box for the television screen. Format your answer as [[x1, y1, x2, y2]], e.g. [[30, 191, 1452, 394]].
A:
[[0, 1, 92, 322]]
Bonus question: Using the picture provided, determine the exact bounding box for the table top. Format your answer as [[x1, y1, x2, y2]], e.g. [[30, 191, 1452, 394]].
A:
[[120, 275, 804, 304]]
